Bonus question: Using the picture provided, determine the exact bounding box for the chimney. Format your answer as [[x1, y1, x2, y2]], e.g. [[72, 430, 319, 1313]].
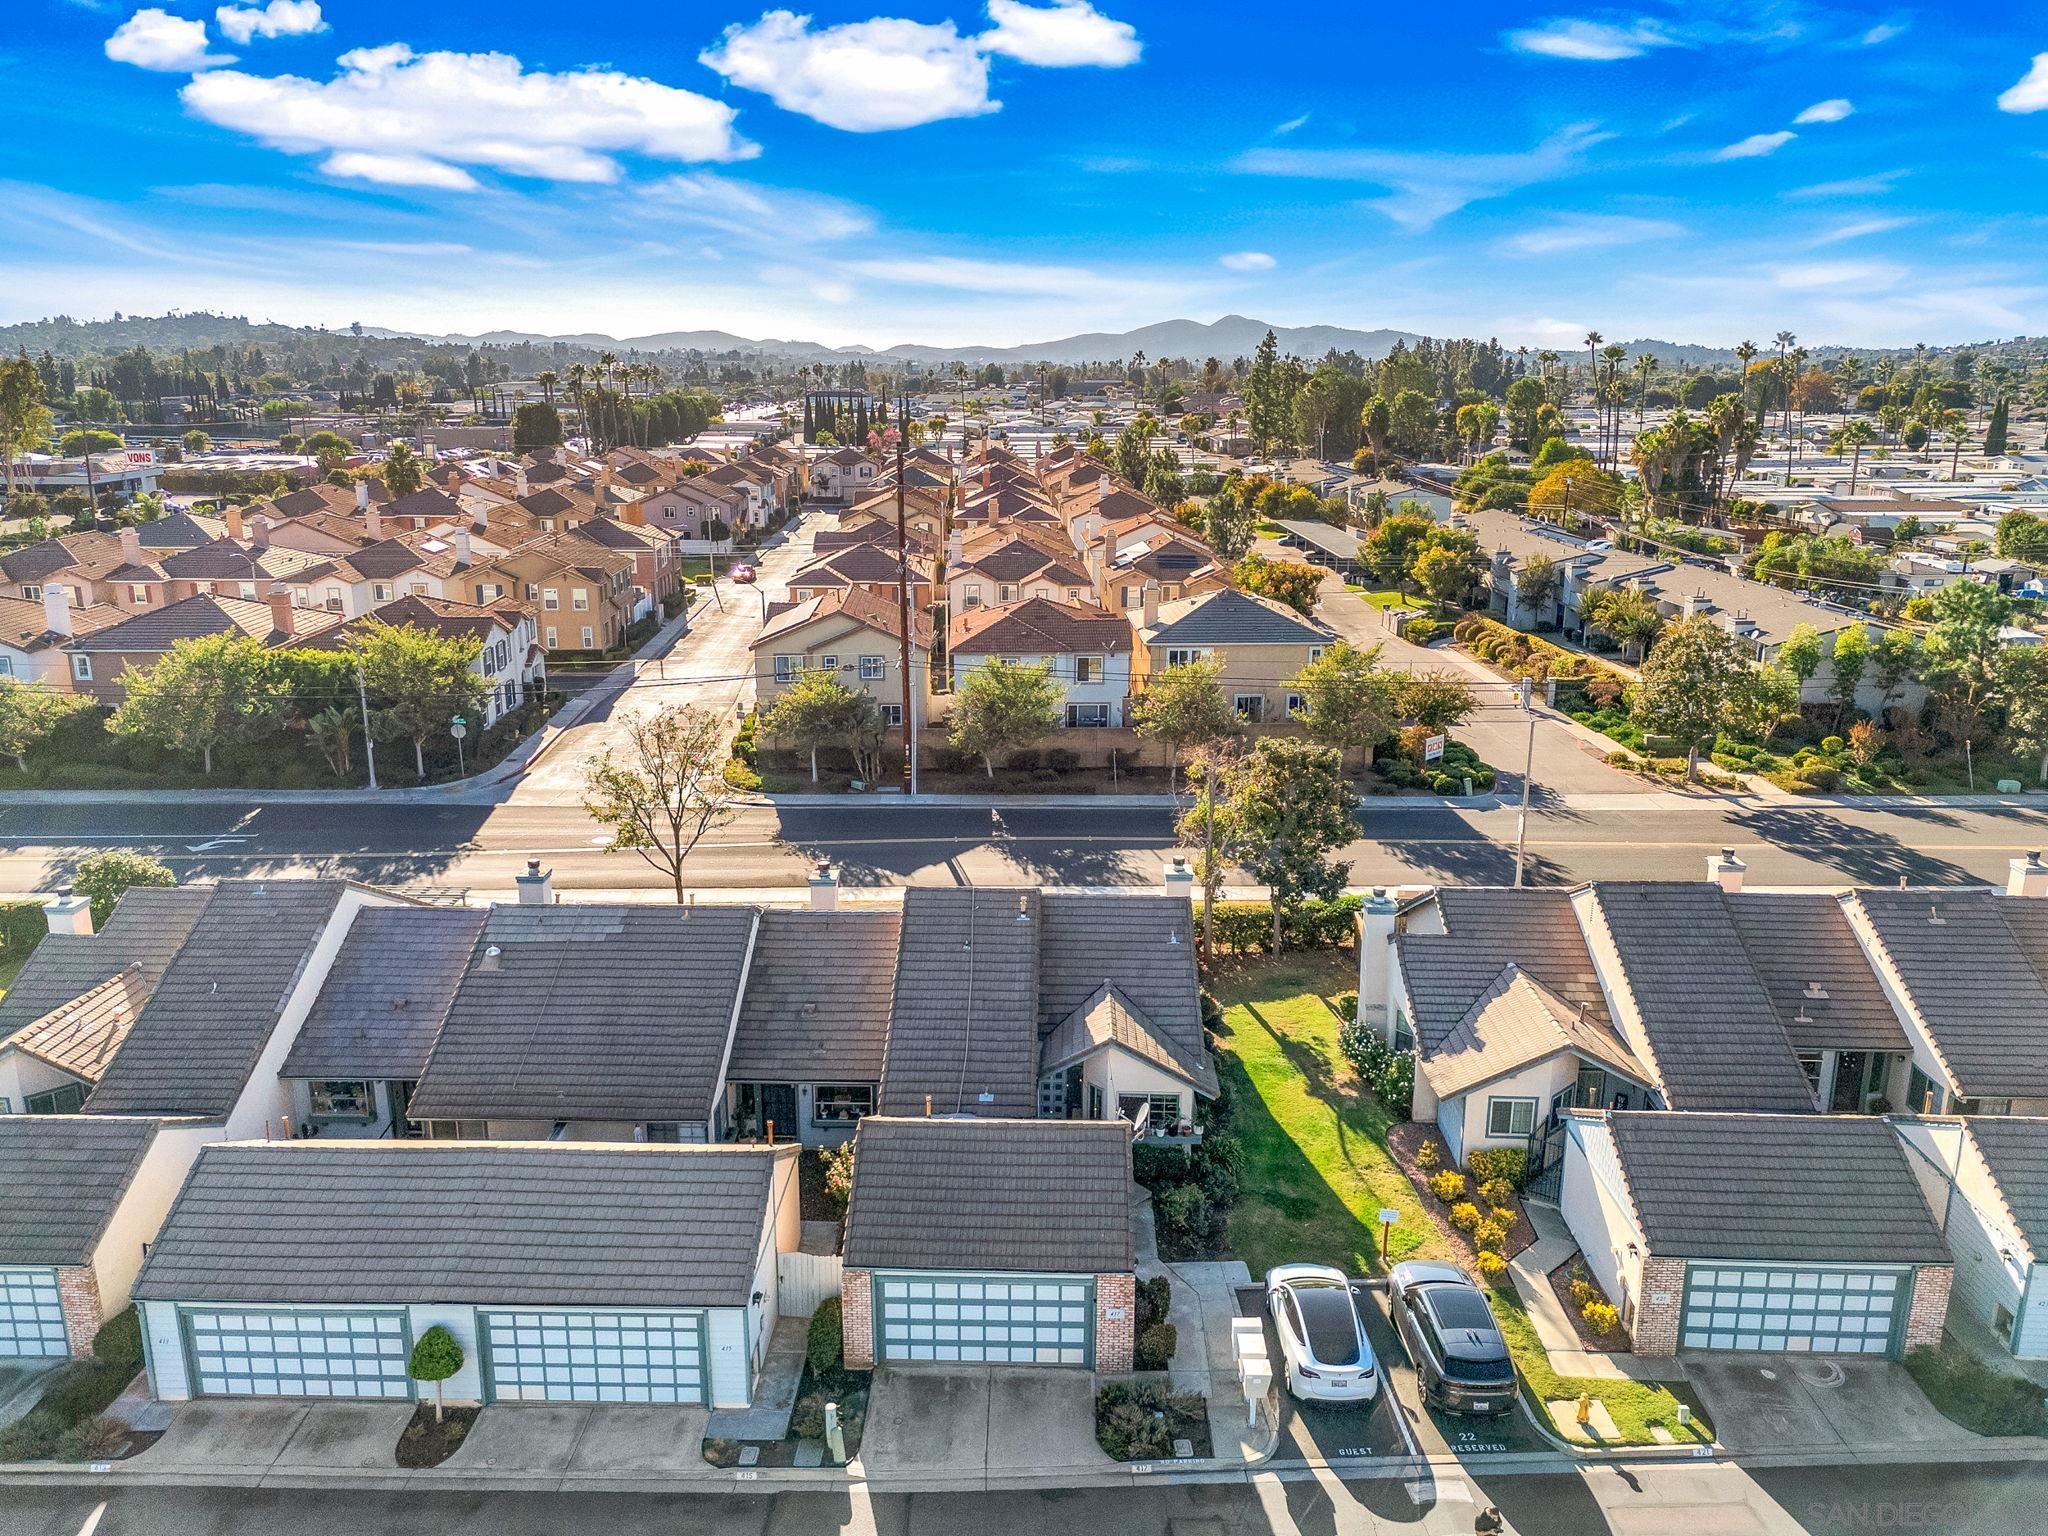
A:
[[2008, 851, 2048, 900], [43, 886, 93, 937], [42, 583, 71, 639], [515, 859, 555, 905], [1086, 543, 1106, 602], [947, 529, 965, 566], [1355, 887, 1402, 1027], [266, 581, 296, 638], [1141, 582, 1160, 629], [1162, 855, 1194, 900], [119, 526, 143, 564], [471, 506, 489, 532], [809, 860, 841, 911], [355, 479, 370, 512], [455, 529, 473, 568], [1707, 847, 1747, 895], [224, 505, 245, 541], [250, 516, 271, 548], [366, 506, 383, 541]]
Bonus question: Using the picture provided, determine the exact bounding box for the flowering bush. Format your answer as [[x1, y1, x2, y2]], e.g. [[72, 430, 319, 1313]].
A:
[[1474, 1218, 1508, 1250], [1415, 1140, 1441, 1172], [1582, 1300, 1620, 1334], [1478, 1178, 1515, 1209], [1475, 1250, 1509, 1279], [1448, 1201, 1481, 1232], [1427, 1170, 1467, 1203]]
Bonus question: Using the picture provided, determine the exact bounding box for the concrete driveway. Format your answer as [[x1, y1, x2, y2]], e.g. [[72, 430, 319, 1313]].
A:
[[1681, 1353, 1983, 1454], [861, 1366, 1108, 1483], [138, 1400, 414, 1474]]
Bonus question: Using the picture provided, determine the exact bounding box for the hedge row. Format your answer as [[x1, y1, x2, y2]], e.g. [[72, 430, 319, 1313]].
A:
[[1199, 895, 1361, 955], [1454, 615, 1630, 705]]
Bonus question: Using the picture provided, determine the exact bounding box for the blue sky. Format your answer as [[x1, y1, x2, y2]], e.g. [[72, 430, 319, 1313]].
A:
[[5, 0, 2048, 348]]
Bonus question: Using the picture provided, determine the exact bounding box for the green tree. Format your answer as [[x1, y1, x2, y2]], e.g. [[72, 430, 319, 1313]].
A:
[[764, 667, 870, 783], [0, 355, 51, 498], [71, 849, 175, 927], [1229, 738, 1354, 953], [180, 428, 211, 454], [108, 633, 284, 775], [1632, 615, 1752, 780], [0, 678, 91, 770], [1828, 626, 1872, 727], [1133, 656, 1238, 791], [1828, 418, 1876, 495], [1412, 538, 1486, 612], [346, 622, 488, 780], [1995, 511, 2048, 564], [1244, 330, 1290, 452], [1363, 513, 1434, 591], [382, 440, 424, 498], [1985, 396, 2011, 456], [1200, 475, 1263, 562], [1395, 669, 1477, 731], [511, 402, 564, 455], [1174, 744, 1253, 957], [1518, 554, 1565, 628], [1723, 664, 1801, 744], [583, 704, 744, 903], [1872, 627, 1920, 715], [1587, 584, 1662, 661], [947, 658, 1062, 778], [407, 1325, 464, 1424], [1232, 553, 1323, 614], [1779, 623, 1825, 688], [1287, 641, 1399, 766], [1997, 644, 2048, 783], [57, 428, 122, 456], [303, 429, 351, 464], [1920, 580, 2010, 750]]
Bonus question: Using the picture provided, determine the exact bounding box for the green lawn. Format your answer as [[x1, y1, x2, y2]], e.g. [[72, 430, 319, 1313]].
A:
[[1358, 589, 1423, 613], [1208, 951, 1714, 1447]]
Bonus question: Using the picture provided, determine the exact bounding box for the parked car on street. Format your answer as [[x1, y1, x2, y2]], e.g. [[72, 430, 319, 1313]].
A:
[[730, 563, 757, 584], [1387, 1261, 1516, 1415], [1264, 1264, 1379, 1403]]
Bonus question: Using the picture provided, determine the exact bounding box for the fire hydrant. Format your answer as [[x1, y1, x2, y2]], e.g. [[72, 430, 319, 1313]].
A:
[[1576, 1392, 1593, 1426]]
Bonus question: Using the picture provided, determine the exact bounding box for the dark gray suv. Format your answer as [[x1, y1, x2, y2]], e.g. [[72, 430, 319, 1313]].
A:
[[1388, 1261, 1516, 1415]]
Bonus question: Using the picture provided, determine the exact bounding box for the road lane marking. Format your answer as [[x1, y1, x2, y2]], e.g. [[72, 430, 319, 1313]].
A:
[[75, 1501, 108, 1536]]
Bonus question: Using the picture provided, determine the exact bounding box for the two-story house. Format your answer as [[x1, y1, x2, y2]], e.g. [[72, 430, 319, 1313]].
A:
[[949, 597, 1134, 728]]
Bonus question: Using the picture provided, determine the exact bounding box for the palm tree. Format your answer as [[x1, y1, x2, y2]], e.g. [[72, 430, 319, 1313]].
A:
[[1771, 331, 1796, 483], [536, 369, 558, 407], [1734, 340, 1758, 415], [1947, 417, 1974, 480], [596, 351, 620, 452], [564, 363, 588, 451], [1583, 332, 1604, 459], [1601, 342, 1629, 467], [1830, 418, 1877, 495], [1634, 352, 1655, 430]]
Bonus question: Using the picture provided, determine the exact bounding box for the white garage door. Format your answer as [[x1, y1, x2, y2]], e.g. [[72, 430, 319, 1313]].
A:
[[1680, 1264, 1908, 1356], [874, 1272, 1093, 1366], [181, 1309, 412, 1398], [0, 1269, 67, 1359], [481, 1310, 706, 1403]]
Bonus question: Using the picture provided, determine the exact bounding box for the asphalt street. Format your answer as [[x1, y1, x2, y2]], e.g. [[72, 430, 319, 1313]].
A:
[[0, 1458, 2039, 1536]]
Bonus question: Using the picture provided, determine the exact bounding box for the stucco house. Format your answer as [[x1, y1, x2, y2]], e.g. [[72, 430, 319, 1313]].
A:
[[1132, 587, 1338, 726], [1897, 1115, 2048, 1360], [949, 597, 1134, 729]]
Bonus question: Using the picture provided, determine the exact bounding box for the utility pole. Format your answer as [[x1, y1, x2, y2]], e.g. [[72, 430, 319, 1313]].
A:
[[1513, 678, 1535, 888], [355, 659, 380, 790], [893, 393, 918, 795]]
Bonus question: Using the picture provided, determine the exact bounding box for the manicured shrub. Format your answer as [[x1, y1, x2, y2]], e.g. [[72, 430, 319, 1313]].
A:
[[1477, 1177, 1514, 1209], [1414, 1140, 1442, 1171], [1427, 1169, 1467, 1203], [1136, 1275, 1172, 1334], [807, 1297, 845, 1376], [1581, 1300, 1620, 1334], [1475, 1250, 1509, 1279], [1135, 1322, 1178, 1372], [1467, 1147, 1528, 1186], [1156, 1183, 1221, 1250], [1448, 1201, 1481, 1232], [1045, 748, 1081, 774], [1473, 1218, 1508, 1250], [1491, 1206, 1517, 1230], [1569, 1278, 1598, 1309]]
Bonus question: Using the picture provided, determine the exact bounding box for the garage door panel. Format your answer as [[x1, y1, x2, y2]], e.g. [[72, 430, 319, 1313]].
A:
[[1680, 1266, 1905, 1356], [0, 1269, 67, 1359], [183, 1309, 411, 1398], [875, 1274, 1092, 1367], [481, 1311, 705, 1403]]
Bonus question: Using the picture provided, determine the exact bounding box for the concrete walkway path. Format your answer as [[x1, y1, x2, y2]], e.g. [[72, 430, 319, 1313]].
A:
[[1510, 1203, 1677, 1383]]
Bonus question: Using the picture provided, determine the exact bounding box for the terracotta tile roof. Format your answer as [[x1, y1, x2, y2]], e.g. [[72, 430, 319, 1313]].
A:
[[951, 595, 1132, 654], [752, 586, 934, 651], [0, 595, 127, 652]]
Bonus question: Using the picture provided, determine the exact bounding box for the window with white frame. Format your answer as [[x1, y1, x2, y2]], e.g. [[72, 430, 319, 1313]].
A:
[[580, 626, 595, 649], [309, 1081, 374, 1119], [813, 1084, 874, 1125], [1166, 647, 1205, 667], [1075, 654, 1102, 683], [1308, 646, 1326, 662], [859, 655, 885, 680], [1234, 694, 1265, 723], [962, 585, 984, 609], [1066, 702, 1110, 728], [1285, 692, 1306, 716], [131, 584, 150, 604], [544, 626, 558, 649], [20, 584, 39, 600], [542, 588, 560, 610], [372, 582, 392, 601], [71, 654, 92, 681], [1486, 1096, 1537, 1138], [1145, 1093, 1184, 1131], [818, 654, 839, 672], [879, 703, 902, 726], [572, 589, 589, 610], [774, 654, 800, 682]]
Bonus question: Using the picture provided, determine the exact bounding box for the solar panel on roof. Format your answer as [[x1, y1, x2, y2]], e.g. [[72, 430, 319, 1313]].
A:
[[1157, 552, 1198, 569]]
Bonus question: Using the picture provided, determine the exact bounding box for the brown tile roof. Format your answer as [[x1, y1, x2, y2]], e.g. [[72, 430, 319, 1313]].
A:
[[753, 586, 935, 651], [951, 595, 1132, 654], [68, 594, 343, 652], [0, 595, 127, 652]]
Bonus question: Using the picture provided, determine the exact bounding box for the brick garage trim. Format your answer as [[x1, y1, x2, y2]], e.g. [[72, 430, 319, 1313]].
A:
[[1905, 1264, 1953, 1353], [57, 1266, 103, 1360], [841, 1266, 874, 1369], [1094, 1272, 1135, 1373], [1631, 1256, 1687, 1358]]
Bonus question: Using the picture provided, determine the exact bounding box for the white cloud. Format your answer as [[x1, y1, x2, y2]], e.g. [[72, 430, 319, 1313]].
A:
[[701, 12, 992, 132], [1274, 112, 1310, 135], [1219, 251, 1275, 271], [1862, 22, 1905, 45], [106, 9, 236, 72], [1786, 169, 1908, 198], [1715, 130, 1796, 159], [1237, 122, 1611, 231], [180, 44, 754, 189], [1501, 213, 1684, 255], [1793, 97, 1853, 124], [1767, 259, 1905, 291], [701, 3, 1140, 132], [215, 0, 324, 44], [1806, 216, 1911, 247], [980, 0, 1138, 67], [2000, 54, 2048, 114], [644, 172, 875, 243], [1503, 18, 1674, 61]]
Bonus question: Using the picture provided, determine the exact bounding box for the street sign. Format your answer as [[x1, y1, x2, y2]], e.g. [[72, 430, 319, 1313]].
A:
[[1423, 733, 1447, 762]]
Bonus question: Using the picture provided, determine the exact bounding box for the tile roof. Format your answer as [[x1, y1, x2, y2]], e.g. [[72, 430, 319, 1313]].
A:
[[280, 906, 489, 1081], [67, 594, 341, 652], [726, 910, 901, 1084], [3, 965, 152, 1083], [406, 905, 759, 1125], [752, 587, 935, 652], [1039, 983, 1198, 1087], [880, 889, 1043, 1118], [0, 1115, 162, 1267], [133, 1141, 790, 1307], [1141, 589, 1335, 647], [951, 596, 1133, 655], [1849, 889, 2048, 1099], [1395, 888, 1611, 1051], [1963, 1117, 2048, 1254], [1037, 893, 1214, 1098], [84, 881, 354, 1117], [0, 886, 213, 1046], [842, 1117, 1134, 1274], [1586, 884, 1816, 1112], [1601, 1111, 1949, 1263], [0, 595, 127, 653], [1722, 893, 1909, 1054], [1419, 968, 1648, 1101]]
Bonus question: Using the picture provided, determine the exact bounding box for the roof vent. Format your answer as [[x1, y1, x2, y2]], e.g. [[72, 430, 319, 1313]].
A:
[[1016, 895, 1030, 923], [1803, 981, 1829, 1000], [485, 944, 503, 957], [1927, 905, 1946, 926], [1793, 1004, 1815, 1026]]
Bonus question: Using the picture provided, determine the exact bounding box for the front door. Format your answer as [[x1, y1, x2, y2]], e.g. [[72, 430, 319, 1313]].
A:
[[759, 1083, 799, 1141], [1830, 1053, 1869, 1113], [388, 1079, 417, 1134]]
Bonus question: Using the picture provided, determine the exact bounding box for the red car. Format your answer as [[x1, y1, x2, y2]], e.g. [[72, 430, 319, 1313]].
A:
[[730, 563, 757, 584]]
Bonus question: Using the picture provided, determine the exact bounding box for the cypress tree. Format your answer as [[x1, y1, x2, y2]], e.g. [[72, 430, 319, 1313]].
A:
[[803, 395, 814, 442], [1985, 397, 2010, 456]]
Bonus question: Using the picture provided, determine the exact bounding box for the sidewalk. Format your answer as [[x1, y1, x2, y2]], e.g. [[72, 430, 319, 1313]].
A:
[[1508, 1204, 1677, 1383]]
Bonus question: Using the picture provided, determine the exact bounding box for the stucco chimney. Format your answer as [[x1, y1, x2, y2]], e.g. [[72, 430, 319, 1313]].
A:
[[43, 886, 93, 937], [1141, 582, 1160, 629], [455, 529, 473, 567], [1162, 855, 1194, 900], [265, 581, 296, 638], [365, 505, 383, 541], [119, 526, 143, 564], [1356, 887, 1402, 1028], [249, 515, 271, 548], [1707, 847, 1747, 895], [355, 479, 370, 512], [515, 859, 555, 905], [224, 505, 245, 541], [809, 860, 841, 911], [2008, 851, 2048, 900], [41, 583, 70, 639]]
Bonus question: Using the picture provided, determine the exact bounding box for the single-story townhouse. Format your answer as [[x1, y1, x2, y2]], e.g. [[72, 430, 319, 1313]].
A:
[[1896, 1115, 2048, 1360], [133, 1139, 801, 1407], [840, 1117, 1136, 1371], [1559, 1110, 1952, 1360]]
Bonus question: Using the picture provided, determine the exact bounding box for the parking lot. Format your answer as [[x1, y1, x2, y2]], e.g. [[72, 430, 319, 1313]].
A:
[[1237, 1279, 1548, 1467]]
